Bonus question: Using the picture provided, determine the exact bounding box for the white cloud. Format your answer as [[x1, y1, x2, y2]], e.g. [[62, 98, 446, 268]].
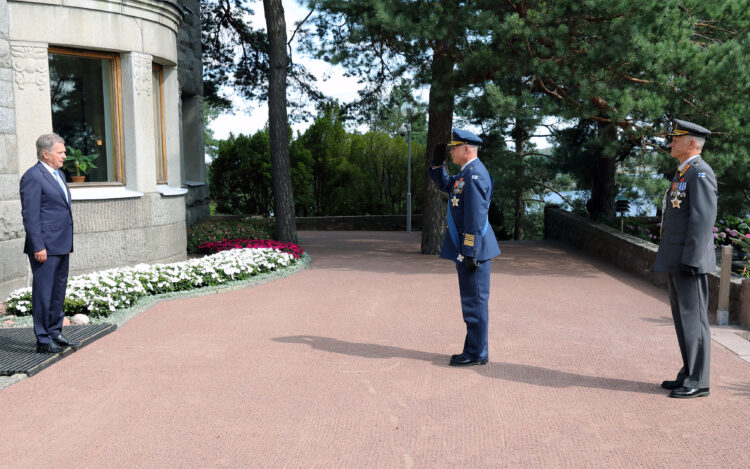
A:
[[209, 1, 364, 139]]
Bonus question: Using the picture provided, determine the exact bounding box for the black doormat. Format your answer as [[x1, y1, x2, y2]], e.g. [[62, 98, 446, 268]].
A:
[[0, 324, 116, 376]]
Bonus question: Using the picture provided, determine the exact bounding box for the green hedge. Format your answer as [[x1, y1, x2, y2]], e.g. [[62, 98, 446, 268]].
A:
[[187, 218, 275, 254]]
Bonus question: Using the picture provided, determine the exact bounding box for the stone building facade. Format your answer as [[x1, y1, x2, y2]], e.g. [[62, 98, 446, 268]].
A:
[[0, 0, 207, 299]]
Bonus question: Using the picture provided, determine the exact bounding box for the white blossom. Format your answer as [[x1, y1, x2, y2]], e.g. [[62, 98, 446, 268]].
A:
[[4, 248, 301, 318]]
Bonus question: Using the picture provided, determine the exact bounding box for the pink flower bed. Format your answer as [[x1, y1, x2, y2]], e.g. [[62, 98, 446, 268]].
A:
[[198, 238, 304, 259]]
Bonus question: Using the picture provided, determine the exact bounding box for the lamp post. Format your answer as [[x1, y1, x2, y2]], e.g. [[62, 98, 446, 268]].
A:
[[399, 102, 415, 232]]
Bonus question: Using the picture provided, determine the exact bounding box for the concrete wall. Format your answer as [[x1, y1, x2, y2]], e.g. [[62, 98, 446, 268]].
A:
[[544, 206, 748, 327]]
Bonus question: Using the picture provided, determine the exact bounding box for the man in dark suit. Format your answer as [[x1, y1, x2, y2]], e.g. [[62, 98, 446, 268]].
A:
[[653, 119, 717, 398], [429, 128, 501, 366], [20, 133, 79, 353]]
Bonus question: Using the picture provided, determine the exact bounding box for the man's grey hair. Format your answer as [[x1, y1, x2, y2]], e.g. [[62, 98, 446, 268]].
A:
[[36, 133, 65, 160], [691, 136, 706, 150]]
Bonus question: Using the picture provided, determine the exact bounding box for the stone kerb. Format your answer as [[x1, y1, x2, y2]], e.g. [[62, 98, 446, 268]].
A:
[[544, 206, 748, 326]]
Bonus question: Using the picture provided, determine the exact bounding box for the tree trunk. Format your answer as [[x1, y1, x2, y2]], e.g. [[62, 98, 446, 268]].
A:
[[588, 122, 617, 222], [421, 48, 455, 254], [513, 131, 526, 240], [264, 0, 297, 242], [513, 188, 524, 240]]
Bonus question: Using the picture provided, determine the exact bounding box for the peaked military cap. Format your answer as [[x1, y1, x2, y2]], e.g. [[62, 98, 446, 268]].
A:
[[668, 119, 711, 138], [447, 128, 483, 146]]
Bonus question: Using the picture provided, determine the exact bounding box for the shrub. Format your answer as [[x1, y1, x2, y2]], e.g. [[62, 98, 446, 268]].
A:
[[714, 214, 750, 249], [622, 219, 661, 244], [187, 218, 274, 254], [199, 238, 303, 259]]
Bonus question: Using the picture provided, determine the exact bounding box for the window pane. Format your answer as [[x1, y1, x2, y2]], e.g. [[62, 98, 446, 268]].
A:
[[49, 51, 120, 183], [153, 65, 166, 183]]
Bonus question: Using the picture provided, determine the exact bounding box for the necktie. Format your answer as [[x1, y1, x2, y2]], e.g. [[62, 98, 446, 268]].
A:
[[54, 170, 68, 203]]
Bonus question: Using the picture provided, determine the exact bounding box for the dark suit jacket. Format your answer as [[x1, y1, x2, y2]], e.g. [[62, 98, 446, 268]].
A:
[[430, 158, 501, 263], [653, 155, 717, 274], [20, 161, 74, 255]]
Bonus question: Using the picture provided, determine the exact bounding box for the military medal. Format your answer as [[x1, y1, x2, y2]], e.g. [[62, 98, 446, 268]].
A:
[[451, 196, 459, 207], [456, 254, 464, 262], [453, 178, 465, 194], [668, 172, 688, 209]]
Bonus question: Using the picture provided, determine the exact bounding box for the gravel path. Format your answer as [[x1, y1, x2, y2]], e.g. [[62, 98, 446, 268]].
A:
[[0, 231, 748, 468]]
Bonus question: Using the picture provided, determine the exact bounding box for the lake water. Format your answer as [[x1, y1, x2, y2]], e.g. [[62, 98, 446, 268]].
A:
[[542, 189, 657, 216]]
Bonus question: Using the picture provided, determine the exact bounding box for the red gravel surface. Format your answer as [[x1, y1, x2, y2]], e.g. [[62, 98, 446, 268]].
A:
[[1, 231, 748, 468]]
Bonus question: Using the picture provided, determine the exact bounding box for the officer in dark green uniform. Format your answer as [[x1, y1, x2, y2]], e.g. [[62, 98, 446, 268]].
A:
[[654, 119, 717, 398], [429, 128, 500, 366]]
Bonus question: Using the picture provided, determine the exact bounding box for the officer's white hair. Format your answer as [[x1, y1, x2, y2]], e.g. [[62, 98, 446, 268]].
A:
[[691, 136, 705, 150]]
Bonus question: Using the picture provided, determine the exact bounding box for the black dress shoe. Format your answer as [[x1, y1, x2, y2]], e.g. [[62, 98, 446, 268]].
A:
[[53, 334, 80, 347], [449, 355, 488, 367], [36, 342, 66, 354], [661, 379, 684, 390], [669, 386, 710, 398]]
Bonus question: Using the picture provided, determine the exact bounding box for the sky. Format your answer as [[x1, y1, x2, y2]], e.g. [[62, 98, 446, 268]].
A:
[[210, 2, 366, 139], [207, 1, 540, 147]]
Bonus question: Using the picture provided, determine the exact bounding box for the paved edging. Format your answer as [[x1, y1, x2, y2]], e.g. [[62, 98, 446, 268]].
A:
[[0, 255, 311, 391], [712, 326, 750, 363]]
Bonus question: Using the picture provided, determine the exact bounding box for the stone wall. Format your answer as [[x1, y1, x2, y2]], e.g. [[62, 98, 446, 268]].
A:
[[0, 0, 195, 301], [544, 206, 748, 327], [69, 194, 187, 275], [0, 0, 27, 299]]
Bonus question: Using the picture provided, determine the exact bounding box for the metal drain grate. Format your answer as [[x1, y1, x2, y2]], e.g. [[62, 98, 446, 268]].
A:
[[0, 324, 116, 376]]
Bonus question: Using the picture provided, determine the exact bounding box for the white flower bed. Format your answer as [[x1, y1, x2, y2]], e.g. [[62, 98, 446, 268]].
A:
[[4, 248, 297, 318]]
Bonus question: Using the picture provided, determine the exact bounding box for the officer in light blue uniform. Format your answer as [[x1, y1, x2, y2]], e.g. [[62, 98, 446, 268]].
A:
[[429, 128, 501, 366]]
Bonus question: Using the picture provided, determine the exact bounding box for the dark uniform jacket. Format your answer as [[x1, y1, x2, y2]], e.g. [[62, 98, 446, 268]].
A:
[[653, 156, 717, 274], [430, 158, 500, 263]]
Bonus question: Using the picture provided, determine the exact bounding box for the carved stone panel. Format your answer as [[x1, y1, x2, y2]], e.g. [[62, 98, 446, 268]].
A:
[[133, 53, 152, 97], [10, 44, 48, 92]]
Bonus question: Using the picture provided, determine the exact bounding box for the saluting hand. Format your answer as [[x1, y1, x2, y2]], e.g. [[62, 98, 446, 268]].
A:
[[431, 143, 447, 167]]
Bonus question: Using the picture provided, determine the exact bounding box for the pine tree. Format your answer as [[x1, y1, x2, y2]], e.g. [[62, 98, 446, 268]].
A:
[[303, 0, 511, 253]]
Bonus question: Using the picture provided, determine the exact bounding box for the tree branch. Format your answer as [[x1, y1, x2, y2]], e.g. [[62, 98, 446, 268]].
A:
[[287, 4, 316, 65], [536, 75, 563, 99], [533, 180, 575, 206], [608, 68, 652, 84]]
